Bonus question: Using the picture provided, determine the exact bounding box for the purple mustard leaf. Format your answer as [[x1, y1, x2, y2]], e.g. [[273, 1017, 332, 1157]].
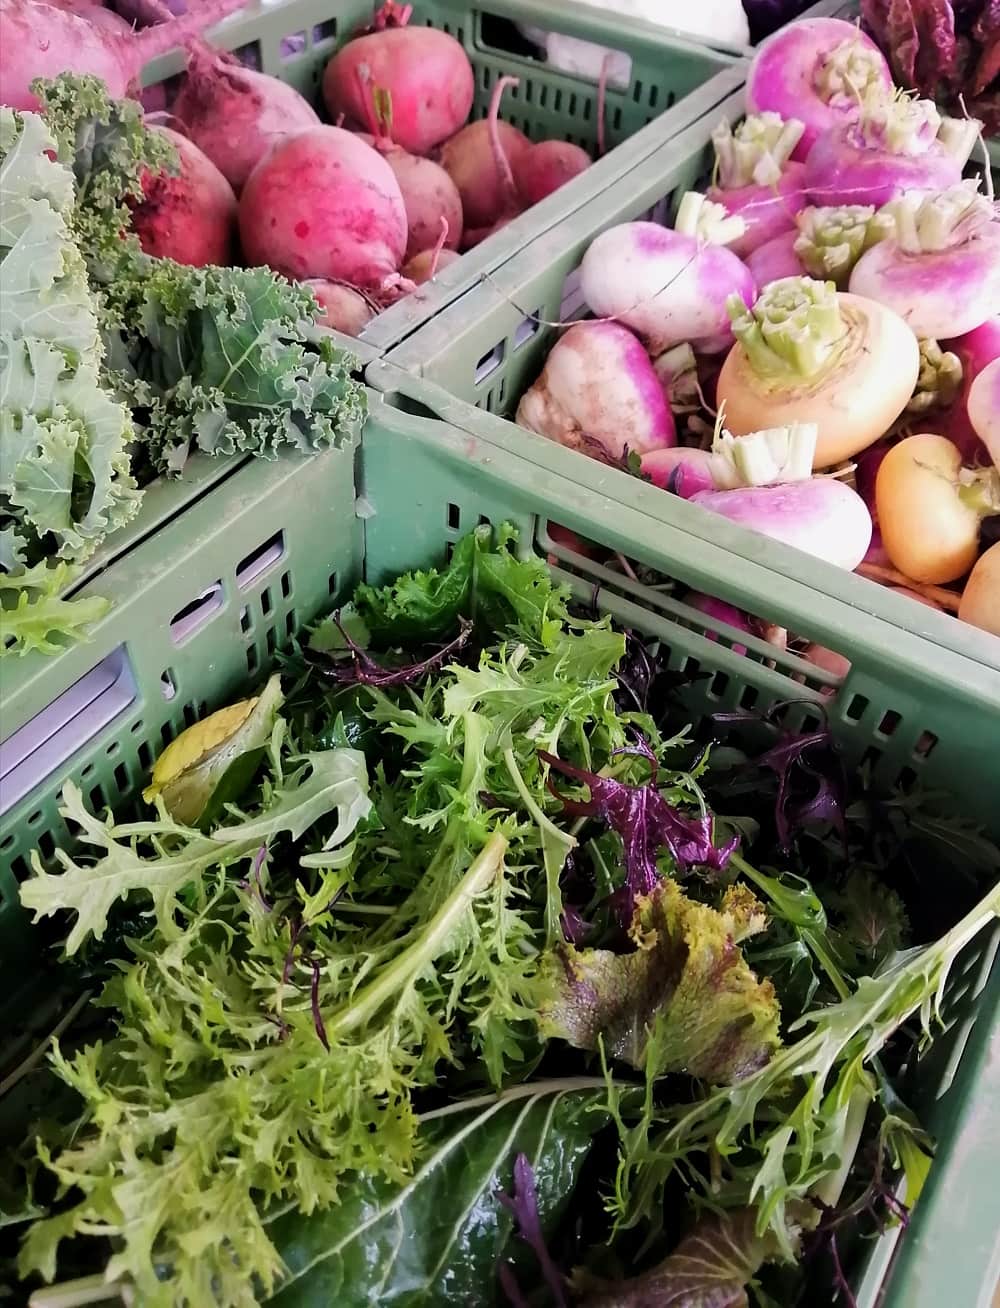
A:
[[497, 1153, 568, 1308], [310, 958, 330, 1052], [310, 613, 473, 688], [540, 741, 738, 922]]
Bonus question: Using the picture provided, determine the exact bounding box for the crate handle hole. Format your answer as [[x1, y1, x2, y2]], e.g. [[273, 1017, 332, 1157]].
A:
[[0, 647, 136, 819], [311, 18, 337, 43], [281, 30, 306, 61], [233, 40, 261, 70], [170, 582, 224, 646], [475, 340, 505, 385], [160, 668, 177, 701], [236, 532, 285, 591]]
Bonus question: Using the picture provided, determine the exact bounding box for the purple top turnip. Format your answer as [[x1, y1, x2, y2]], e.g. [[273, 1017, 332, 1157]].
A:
[[708, 114, 808, 258], [515, 321, 675, 463], [803, 95, 963, 209], [745, 17, 894, 162], [848, 185, 1000, 340], [580, 208, 756, 357]]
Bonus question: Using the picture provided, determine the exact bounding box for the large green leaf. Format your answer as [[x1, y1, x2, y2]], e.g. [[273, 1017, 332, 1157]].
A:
[[267, 1083, 606, 1307]]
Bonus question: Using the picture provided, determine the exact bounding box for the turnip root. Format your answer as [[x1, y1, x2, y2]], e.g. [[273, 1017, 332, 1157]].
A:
[[515, 321, 675, 462], [793, 204, 894, 288], [305, 280, 376, 337], [171, 42, 320, 192], [716, 277, 919, 468], [690, 478, 873, 570], [849, 186, 1000, 341], [959, 543, 1000, 636], [580, 208, 756, 357], [641, 447, 716, 498], [132, 124, 236, 266], [746, 17, 894, 162], [927, 320, 1000, 463], [875, 434, 999, 584], [383, 150, 463, 261], [0, 0, 247, 111], [803, 95, 963, 209], [239, 126, 407, 293], [322, 12, 473, 157], [684, 591, 753, 656], [439, 75, 529, 233], [968, 359, 1000, 469], [514, 140, 591, 208], [746, 231, 805, 285]]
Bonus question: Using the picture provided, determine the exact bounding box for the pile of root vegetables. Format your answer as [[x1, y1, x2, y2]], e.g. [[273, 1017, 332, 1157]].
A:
[[516, 16, 1000, 642], [0, 0, 596, 338]]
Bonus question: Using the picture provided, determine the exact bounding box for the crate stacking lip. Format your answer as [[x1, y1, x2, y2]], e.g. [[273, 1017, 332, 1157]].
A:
[[139, 0, 740, 354], [369, 81, 1000, 679], [2, 394, 1000, 1308]]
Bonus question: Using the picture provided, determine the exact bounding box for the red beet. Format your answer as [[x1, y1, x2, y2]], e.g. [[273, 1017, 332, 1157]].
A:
[[239, 126, 408, 294], [322, 15, 474, 157], [172, 42, 320, 192], [439, 75, 528, 232], [131, 125, 237, 266], [0, 0, 246, 112], [514, 140, 591, 207], [306, 279, 376, 336]]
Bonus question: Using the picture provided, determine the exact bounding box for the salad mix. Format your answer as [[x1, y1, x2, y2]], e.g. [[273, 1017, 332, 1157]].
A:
[[3, 527, 999, 1307]]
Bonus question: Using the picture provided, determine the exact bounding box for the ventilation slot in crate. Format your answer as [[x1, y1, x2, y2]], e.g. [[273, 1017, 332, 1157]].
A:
[[0, 648, 137, 819]]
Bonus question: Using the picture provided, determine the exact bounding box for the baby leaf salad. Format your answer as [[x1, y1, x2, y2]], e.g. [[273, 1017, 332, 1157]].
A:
[[6, 527, 1000, 1307], [0, 77, 364, 659]]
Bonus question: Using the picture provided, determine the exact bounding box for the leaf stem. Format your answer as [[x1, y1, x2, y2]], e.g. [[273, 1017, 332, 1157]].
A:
[[326, 833, 509, 1040]]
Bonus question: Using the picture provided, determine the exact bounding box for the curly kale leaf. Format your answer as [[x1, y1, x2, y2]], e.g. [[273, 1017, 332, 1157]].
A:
[[104, 261, 367, 471]]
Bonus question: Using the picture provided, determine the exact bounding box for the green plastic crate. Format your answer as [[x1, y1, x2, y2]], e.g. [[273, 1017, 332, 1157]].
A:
[[140, 0, 740, 353], [2, 393, 998, 1307], [370, 87, 1000, 677]]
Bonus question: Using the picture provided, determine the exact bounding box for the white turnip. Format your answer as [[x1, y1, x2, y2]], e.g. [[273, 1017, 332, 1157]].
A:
[[322, 6, 474, 157], [131, 124, 237, 266], [239, 126, 408, 294], [0, 0, 246, 111], [580, 210, 756, 357], [171, 42, 320, 192]]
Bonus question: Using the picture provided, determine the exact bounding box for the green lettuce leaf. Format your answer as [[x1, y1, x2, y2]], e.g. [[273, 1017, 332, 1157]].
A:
[[538, 880, 781, 1085], [267, 1083, 605, 1306], [350, 523, 572, 649]]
